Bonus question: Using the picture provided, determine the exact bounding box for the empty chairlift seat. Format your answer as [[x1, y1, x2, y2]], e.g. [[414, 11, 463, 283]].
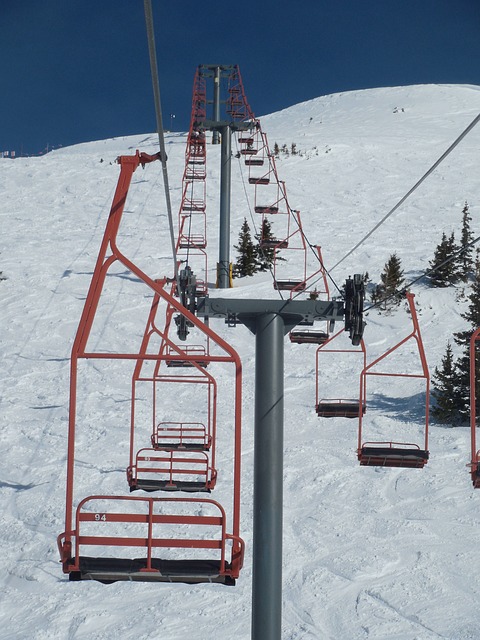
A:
[[316, 398, 366, 418], [358, 442, 429, 468], [58, 495, 244, 585], [244, 157, 264, 166], [357, 292, 430, 469], [255, 205, 279, 214], [152, 422, 212, 451], [315, 328, 367, 419], [248, 176, 270, 185], [259, 237, 288, 249], [127, 448, 216, 493], [165, 345, 209, 368], [290, 329, 329, 345], [273, 279, 306, 292], [178, 235, 207, 250]]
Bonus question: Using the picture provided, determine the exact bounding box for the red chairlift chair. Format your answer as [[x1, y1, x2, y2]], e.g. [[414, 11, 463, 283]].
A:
[[58, 152, 244, 584], [58, 495, 243, 585], [152, 421, 212, 451], [315, 327, 367, 417], [272, 214, 308, 293], [127, 448, 217, 493], [128, 293, 219, 490], [289, 246, 331, 344], [357, 292, 430, 468]]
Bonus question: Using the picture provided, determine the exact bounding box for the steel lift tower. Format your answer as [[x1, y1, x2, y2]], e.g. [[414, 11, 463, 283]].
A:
[[194, 63, 366, 640], [198, 284, 363, 639], [194, 65, 255, 289]]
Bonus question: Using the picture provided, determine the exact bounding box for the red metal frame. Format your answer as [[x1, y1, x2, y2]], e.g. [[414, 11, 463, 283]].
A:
[[469, 328, 480, 487], [357, 292, 430, 468], [232, 111, 329, 301], [152, 421, 211, 451], [59, 152, 244, 582], [315, 327, 367, 417], [129, 288, 218, 456], [175, 65, 210, 304], [226, 65, 256, 122], [127, 448, 217, 492], [58, 495, 244, 583], [129, 370, 217, 493]]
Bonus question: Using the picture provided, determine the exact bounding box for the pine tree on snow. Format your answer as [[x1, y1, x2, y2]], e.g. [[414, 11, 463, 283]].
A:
[[372, 253, 405, 309], [431, 342, 463, 424], [450, 251, 480, 420], [255, 218, 278, 272], [427, 232, 460, 287], [458, 201, 475, 281], [233, 218, 258, 278]]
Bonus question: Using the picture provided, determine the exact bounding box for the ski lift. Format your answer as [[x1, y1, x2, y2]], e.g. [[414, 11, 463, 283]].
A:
[[315, 327, 367, 417], [127, 448, 216, 492], [152, 421, 211, 451], [357, 292, 430, 468], [289, 248, 331, 343], [58, 152, 244, 584], [165, 344, 209, 368], [58, 496, 243, 584], [249, 176, 270, 186], [290, 329, 329, 344], [271, 210, 309, 293], [129, 297, 219, 474]]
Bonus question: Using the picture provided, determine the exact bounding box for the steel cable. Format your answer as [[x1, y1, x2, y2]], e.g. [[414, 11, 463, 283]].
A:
[[330, 111, 480, 273], [144, 0, 179, 284]]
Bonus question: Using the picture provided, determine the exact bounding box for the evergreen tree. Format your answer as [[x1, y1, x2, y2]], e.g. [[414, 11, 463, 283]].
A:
[[431, 342, 463, 424], [427, 232, 460, 287], [458, 201, 474, 280], [444, 252, 480, 421], [373, 253, 405, 309], [273, 142, 280, 157], [255, 218, 277, 271], [454, 252, 480, 347], [233, 218, 257, 278]]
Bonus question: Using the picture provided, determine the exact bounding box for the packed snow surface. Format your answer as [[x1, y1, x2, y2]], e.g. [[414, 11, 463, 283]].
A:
[[2, 84, 480, 639]]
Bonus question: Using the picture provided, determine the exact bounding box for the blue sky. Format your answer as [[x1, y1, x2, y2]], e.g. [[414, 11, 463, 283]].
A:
[[3, 0, 480, 155]]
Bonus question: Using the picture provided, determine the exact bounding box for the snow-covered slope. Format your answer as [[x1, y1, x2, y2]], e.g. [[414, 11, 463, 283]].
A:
[[1, 84, 480, 639]]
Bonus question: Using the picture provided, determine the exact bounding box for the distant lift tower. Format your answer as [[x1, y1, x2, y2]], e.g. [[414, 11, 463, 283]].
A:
[[195, 65, 255, 289]]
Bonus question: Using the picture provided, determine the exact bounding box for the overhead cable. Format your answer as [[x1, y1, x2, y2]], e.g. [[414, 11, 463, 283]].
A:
[[143, 0, 179, 284]]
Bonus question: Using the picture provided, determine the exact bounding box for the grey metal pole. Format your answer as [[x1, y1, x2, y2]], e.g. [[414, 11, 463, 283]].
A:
[[252, 312, 284, 640], [212, 66, 221, 144], [217, 125, 232, 288]]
